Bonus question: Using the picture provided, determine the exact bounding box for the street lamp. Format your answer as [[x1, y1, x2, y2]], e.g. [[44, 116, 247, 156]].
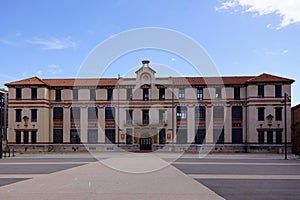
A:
[[0, 95, 5, 159], [283, 93, 288, 160]]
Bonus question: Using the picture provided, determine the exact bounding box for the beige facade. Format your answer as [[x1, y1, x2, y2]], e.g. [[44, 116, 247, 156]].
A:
[[5, 60, 294, 152]]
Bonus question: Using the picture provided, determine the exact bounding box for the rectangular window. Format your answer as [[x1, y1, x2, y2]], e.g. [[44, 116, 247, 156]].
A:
[[16, 109, 22, 122], [70, 107, 80, 120], [31, 109, 37, 122], [107, 88, 113, 101], [215, 87, 222, 99], [197, 88, 203, 100], [126, 109, 133, 124], [55, 89, 61, 101], [143, 88, 149, 100], [31, 131, 37, 144], [213, 106, 224, 119], [275, 85, 282, 98], [234, 87, 240, 100], [16, 131, 21, 144], [195, 128, 206, 144], [70, 129, 80, 144], [126, 128, 133, 144], [31, 88, 37, 100], [23, 131, 29, 144], [142, 110, 149, 125], [276, 130, 282, 144], [88, 107, 98, 120], [213, 128, 224, 144], [105, 129, 115, 144], [232, 106, 243, 120], [53, 129, 63, 144], [232, 128, 243, 144], [16, 87, 22, 100], [258, 85, 264, 98], [88, 129, 98, 144], [159, 109, 166, 124], [105, 107, 115, 120], [159, 129, 166, 144], [73, 89, 78, 101], [176, 129, 187, 144], [90, 89, 96, 101], [126, 88, 132, 100], [258, 107, 265, 121], [275, 107, 282, 121], [53, 107, 63, 120], [159, 88, 165, 100], [195, 106, 205, 120], [177, 106, 187, 120], [179, 88, 185, 99], [258, 130, 264, 144], [267, 130, 273, 144]]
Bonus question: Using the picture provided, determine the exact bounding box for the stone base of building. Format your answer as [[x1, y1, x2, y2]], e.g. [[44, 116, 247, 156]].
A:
[[6, 144, 292, 154]]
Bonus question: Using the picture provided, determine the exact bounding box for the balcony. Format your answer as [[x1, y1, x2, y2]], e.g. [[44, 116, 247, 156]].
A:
[[124, 120, 167, 127]]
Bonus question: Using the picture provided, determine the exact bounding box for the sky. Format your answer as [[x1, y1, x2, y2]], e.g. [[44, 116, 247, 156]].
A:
[[0, 0, 299, 105]]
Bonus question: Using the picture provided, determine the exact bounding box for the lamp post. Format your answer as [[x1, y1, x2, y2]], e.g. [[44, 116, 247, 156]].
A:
[[0, 95, 5, 159], [284, 93, 288, 160]]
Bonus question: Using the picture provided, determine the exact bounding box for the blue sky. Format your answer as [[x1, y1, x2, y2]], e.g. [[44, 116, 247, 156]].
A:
[[0, 0, 299, 105]]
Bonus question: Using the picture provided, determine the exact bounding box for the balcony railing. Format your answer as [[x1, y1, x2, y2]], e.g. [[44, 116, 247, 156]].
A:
[[124, 120, 167, 126]]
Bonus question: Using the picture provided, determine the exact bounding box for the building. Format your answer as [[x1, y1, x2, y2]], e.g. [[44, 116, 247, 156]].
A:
[[5, 60, 294, 152], [0, 88, 8, 157], [292, 104, 300, 153]]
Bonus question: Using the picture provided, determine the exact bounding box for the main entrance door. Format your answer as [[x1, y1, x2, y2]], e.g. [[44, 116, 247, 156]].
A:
[[139, 137, 152, 150]]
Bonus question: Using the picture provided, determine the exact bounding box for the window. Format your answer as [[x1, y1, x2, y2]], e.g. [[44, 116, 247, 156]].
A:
[[195, 129, 206, 144], [16, 109, 22, 122], [232, 106, 243, 120], [159, 129, 166, 144], [275, 107, 282, 121], [55, 89, 61, 101], [142, 110, 149, 125], [53, 107, 63, 120], [267, 130, 273, 144], [179, 88, 185, 99], [159, 88, 165, 100], [73, 89, 78, 101], [275, 85, 282, 98], [177, 106, 187, 120], [88, 107, 98, 120], [213, 106, 224, 119], [234, 87, 240, 100], [143, 88, 149, 101], [195, 106, 205, 120], [215, 87, 222, 99], [176, 129, 187, 144], [16, 87, 22, 100], [107, 88, 113, 101], [126, 109, 133, 124], [31, 88, 37, 100], [31, 109, 37, 122], [197, 88, 203, 100], [232, 128, 243, 144], [16, 131, 21, 144], [258, 130, 264, 144], [70, 107, 80, 120], [105, 129, 115, 144], [213, 128, 224, 144], [23, 131, 29, 144], [105, 107, 115, 120], [90, 89, 96, 101], [53, 129, 63, 143], [276, 130, 282, 144], [31, 131, 37, 144], [159, 110, 166, 124], [126, 129, 133, 144], [88, 129, 98, 144], [126, 88, 132, 100], [70, 129, 80, 144], [258, 85, 264, 98], [258, 107, 265, 121]]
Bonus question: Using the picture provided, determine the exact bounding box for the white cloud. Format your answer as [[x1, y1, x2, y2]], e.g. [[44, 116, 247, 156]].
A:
[[47, 64, 63, 74], [171, 58, 176, 62], [217, 0, 300, 28], [22, 72, 27, 76], [27, 36, 78, 50], [35, 70, 43, 76], [283, 49, 288, 54]]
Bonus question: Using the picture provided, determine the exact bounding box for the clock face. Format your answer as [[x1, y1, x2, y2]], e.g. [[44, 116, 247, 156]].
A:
[[143, 74, 149, 81]]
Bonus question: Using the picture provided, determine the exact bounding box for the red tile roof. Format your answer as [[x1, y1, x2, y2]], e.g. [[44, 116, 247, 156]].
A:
[[246, 73, 294, 83]]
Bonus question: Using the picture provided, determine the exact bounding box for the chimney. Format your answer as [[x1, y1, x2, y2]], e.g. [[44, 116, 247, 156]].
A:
[[141, 60, 150, 67]]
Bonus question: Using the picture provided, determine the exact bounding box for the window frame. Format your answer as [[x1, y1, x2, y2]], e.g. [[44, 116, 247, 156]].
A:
[[31, 87, 37, 100], [31, 109, 37, 122], [258, 84, 264, 98]]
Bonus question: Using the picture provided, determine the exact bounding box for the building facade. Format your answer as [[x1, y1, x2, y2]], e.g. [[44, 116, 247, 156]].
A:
[[292, 104, 300, 153], [5, 60, 294, 152]]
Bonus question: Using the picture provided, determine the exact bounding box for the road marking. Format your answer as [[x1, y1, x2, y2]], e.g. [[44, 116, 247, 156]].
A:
[[0, 162, 90, 165], [189, 174, 300, 180], [173, 162, 300, 166]]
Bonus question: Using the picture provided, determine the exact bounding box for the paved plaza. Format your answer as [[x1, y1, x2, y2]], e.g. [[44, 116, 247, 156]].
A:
[[0, 152, 299, 200]]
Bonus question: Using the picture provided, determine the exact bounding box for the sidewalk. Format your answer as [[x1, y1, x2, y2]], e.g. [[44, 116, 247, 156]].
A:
[[0, 153, 224, 200]]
